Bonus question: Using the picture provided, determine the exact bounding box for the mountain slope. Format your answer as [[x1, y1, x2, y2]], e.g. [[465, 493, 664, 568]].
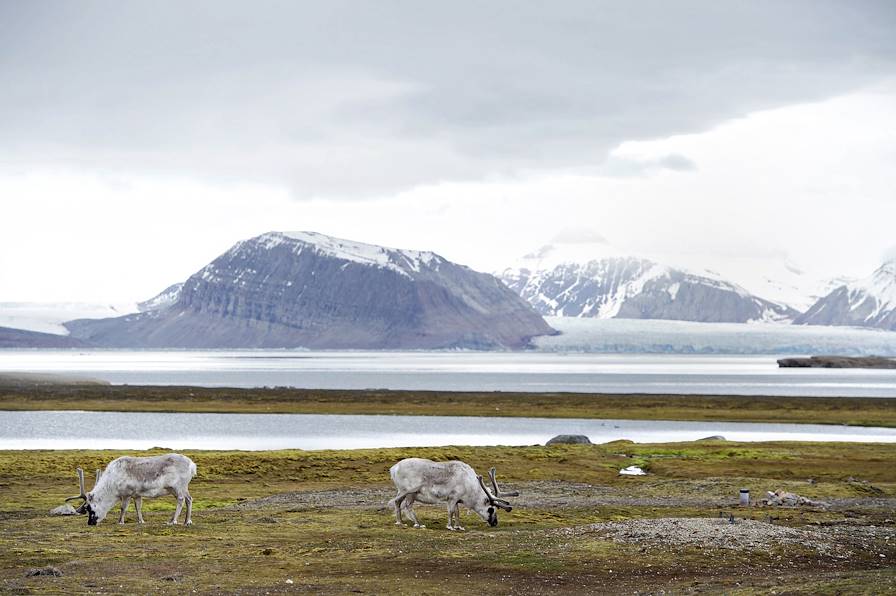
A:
[[0, 325, 88, 348], [65, 232, 554, 349], [0, 302, 138, 335], [499, 245, 797, 324], [795, 259, 896, 330], [137, 283, 183, 312]]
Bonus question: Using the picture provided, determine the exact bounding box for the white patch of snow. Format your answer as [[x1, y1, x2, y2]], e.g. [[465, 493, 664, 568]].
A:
[[256, 231, 442, 278], [619, 466, 646, 476], [666, 282, 680, 300]]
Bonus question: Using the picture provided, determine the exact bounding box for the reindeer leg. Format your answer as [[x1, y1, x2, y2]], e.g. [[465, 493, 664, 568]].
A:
[[389, 491, 411, 526], [183, 491, 193, 526], [446, 501, 456, 530], [402, 494, 425, 529], [135, 496, 145, 524], [169, 494, 184, 525], [118, 496, 131, 524], [452, 502, 465, 531]]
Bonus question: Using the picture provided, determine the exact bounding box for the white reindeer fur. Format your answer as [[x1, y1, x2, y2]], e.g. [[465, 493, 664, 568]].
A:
[[388, 458, 510, 530], [86, 453, 197, 525]]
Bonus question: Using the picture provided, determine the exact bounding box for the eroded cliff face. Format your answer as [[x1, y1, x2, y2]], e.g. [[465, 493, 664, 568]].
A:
[[66, 232, 554, 349]]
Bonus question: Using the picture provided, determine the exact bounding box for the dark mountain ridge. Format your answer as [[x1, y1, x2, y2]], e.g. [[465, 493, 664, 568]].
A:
[[65, 231, 554, 349]]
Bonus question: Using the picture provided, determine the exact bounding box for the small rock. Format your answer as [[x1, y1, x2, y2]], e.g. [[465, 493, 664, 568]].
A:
[[49, 504, 78, 516], [26, 566, 62, 577], [546, 434, 592, 445], [619, 465, 646, 476]]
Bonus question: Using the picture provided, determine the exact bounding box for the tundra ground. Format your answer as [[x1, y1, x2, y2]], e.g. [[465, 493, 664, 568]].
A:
[[0, 442, 893, 594]]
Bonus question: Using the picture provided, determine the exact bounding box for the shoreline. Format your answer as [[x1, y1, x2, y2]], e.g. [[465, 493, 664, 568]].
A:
[[1, 382, 895, 427]]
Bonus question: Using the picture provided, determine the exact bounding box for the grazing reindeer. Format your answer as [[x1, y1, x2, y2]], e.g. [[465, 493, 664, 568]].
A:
[[66, 454, 197, 526], [388, 458, 518, 530]]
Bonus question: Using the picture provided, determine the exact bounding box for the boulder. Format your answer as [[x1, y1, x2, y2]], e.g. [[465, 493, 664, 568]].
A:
[[546, 434, 592, 445], [49, 504, 77, 516], [26, 567, 62, 577]]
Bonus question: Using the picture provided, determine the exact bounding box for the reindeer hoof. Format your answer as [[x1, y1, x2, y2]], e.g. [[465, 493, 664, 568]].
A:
[[167, 521, 179, 525], [413, 523, 426, 529], [185, 520, 193, 526], [456, 526, 465, 531], [446, 525, 455, 531]]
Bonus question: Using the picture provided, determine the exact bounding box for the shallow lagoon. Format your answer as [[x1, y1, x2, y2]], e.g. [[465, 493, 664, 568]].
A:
[[1, 410, 894, 450]]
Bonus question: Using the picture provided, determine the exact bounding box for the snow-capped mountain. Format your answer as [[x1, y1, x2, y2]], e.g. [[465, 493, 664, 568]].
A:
[[498, 244, 798, 324], [658, 254, 847, 314], [795, 259, 896, 330], [65, 231, 554, 349]]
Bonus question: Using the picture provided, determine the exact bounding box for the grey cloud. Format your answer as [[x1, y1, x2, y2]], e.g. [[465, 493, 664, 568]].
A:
[[600, 153, 698, 177], [657, 155, 698, 172], [0, 1, 894, 196]]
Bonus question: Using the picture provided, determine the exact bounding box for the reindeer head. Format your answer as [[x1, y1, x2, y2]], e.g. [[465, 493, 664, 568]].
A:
[[476, 467, 520, 527], [65, 468, 103, 525]]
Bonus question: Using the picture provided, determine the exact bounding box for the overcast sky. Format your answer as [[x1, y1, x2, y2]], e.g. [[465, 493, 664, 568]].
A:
[[2, 1, 895, 303]]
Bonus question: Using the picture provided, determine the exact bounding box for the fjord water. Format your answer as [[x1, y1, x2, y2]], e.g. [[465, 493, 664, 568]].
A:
[[1, 350, 895, 397], [2, 410, 895, 450]]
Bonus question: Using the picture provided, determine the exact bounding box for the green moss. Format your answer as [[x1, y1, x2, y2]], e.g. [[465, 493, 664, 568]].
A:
[[3, 384, 895, 426]]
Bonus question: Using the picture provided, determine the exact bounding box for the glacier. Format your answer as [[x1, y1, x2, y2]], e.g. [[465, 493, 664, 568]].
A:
[[534, 316, 896, 355]]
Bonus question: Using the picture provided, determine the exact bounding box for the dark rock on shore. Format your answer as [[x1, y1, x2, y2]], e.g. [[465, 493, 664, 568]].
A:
[[777, 355, 896, 369], [546, 434, 592, 445]]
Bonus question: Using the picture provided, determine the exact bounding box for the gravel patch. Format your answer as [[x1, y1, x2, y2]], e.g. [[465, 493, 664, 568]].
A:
[[223, 481, 896, 513], [227, 487, 393, 511], [570, 517, 849, 556]]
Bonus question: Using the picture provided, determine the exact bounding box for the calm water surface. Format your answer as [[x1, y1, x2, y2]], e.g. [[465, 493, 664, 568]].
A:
[[1, 410, 894, 450], [1, 350, 895, 396]]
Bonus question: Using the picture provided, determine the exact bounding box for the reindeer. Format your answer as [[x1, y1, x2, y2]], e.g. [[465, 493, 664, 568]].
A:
[[66, 454, 197, 526], [388, 458, 518, 530]]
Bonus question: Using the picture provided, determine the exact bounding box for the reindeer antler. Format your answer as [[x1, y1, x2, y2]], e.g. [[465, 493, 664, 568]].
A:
[[65, 468, 87, 502], [477, 475, 495, 505], [488, 467, 520, 497], [478, 474, 513, 511]]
